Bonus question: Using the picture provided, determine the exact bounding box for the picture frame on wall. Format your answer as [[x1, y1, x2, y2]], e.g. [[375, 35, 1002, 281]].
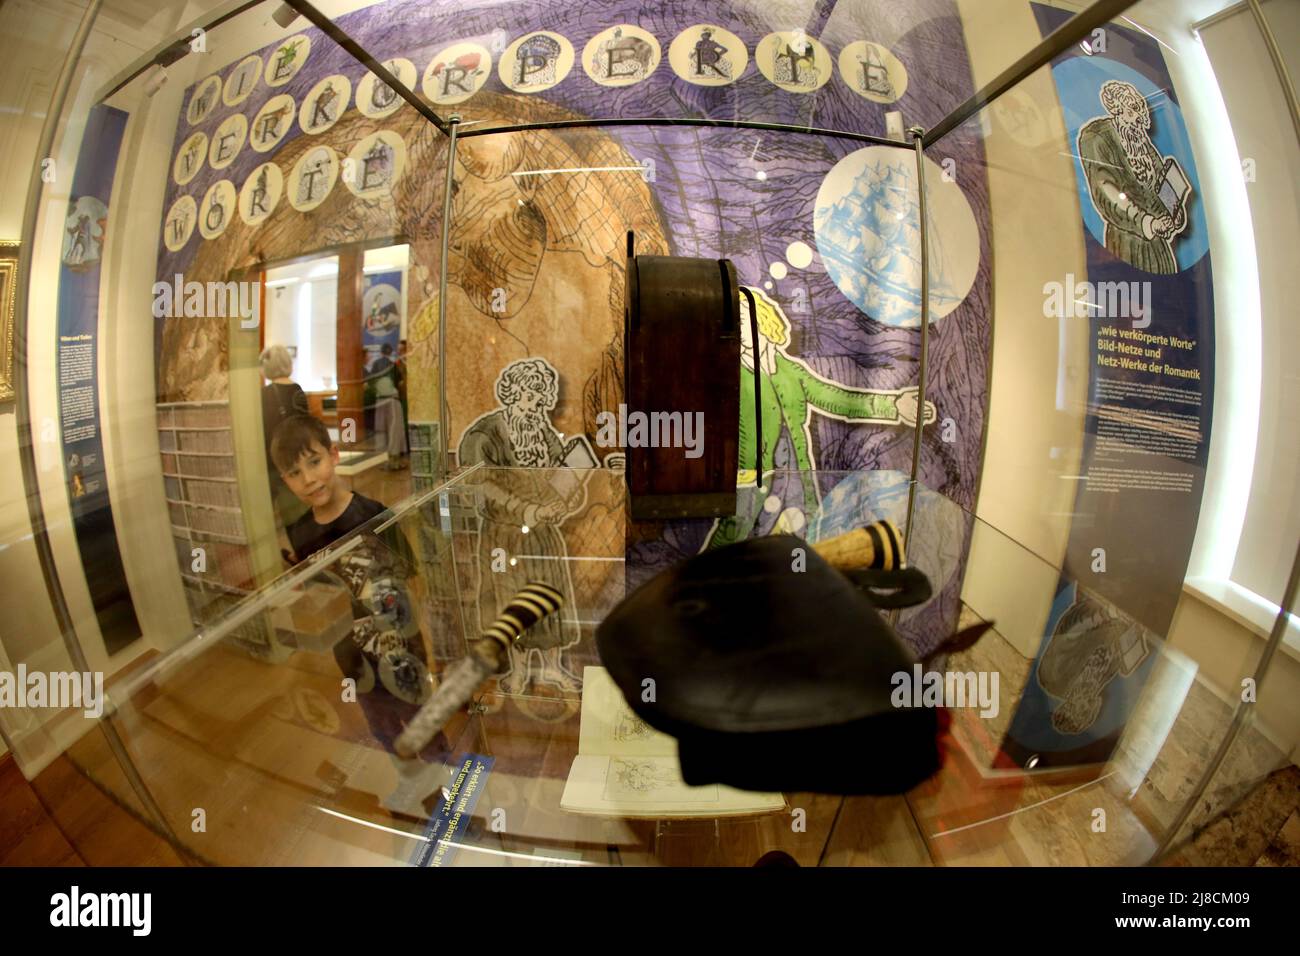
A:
[[0, 241, 18, 403]]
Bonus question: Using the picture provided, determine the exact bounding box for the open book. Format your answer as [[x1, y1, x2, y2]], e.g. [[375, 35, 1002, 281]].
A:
[[560, 666, 786, 818]]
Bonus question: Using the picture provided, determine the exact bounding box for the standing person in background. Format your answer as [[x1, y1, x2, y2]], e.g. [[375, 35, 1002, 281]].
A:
[[260, 344, 310, 526], [369, 343, 408, 471], [396, 339, 410, 457]]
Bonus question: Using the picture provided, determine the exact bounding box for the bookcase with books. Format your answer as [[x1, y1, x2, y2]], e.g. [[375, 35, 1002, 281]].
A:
[[157, 400, 255, 616]]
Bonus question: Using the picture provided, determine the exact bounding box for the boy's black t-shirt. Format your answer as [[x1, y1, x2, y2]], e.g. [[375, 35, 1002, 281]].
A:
[[288, 492, 387, 562]]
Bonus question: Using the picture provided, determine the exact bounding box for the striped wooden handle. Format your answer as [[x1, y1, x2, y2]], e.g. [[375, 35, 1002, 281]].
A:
[[811, 519, 905, 572], [477, 581, 566, 663], [394, 582, 564, 759]]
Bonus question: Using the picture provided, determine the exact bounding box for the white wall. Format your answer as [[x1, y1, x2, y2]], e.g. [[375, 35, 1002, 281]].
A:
[[263, 267, 340, 391], [0, 0, 85, 766], [1200, 2, 1300, 609], [306, 277, 340, 391], [265, 283, 299, 351], [1120, 0, 1299, 761], [956, 0, 1091, 654]]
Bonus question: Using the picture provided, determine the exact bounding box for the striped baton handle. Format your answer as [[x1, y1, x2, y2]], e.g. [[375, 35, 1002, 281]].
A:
[[811, 519, 905, 572], [394, 582, 564, 758]]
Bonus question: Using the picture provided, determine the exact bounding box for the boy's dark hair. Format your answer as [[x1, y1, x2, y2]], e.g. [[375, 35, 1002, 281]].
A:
[[270, 414, 333, 472]]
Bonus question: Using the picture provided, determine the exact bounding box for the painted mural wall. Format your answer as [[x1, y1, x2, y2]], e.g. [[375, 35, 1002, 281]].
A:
[[152, 0, 995, 709]]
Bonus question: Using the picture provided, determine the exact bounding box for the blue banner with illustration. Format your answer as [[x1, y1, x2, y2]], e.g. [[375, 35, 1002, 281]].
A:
[[1002, 8, 1215, 768], [57, 104, 141, 654], [362, 268, 403, 365]]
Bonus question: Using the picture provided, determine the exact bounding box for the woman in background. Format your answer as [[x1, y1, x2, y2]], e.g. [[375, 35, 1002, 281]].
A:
[[396, 339, 410, 443], [368, 343, 408, 471], [260, 344, 310, 526]]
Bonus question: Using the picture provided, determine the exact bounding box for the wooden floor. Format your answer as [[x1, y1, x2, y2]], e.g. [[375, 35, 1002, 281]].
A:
[[0, 755, 83, 866], [2, 658, 1294, 867], [0, 753, 183, 866]]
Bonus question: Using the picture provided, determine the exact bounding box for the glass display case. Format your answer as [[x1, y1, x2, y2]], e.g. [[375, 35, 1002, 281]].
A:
[[20, 463, 1299, 866], [1, 0, 1297, 867]]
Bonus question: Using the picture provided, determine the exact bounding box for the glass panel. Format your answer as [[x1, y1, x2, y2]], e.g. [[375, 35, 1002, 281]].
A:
[[5, 0, 1294, 871], [142, 0, 432, 633], [18, 464, 1245, 866], [5, 0, 446, 852], [3, 0, 325, 856], [438, 120, 926, 522], [1190, 0, 1300, 607]]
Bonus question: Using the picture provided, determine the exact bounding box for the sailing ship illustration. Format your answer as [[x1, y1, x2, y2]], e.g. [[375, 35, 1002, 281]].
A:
[[815, 157, 962, 325]]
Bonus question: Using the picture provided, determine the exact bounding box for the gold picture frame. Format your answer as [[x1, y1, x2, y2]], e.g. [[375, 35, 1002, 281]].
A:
[[0, 241, 17, 403]]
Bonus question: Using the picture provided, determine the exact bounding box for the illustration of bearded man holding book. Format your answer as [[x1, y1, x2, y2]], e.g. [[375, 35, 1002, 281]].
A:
[[1077, 79, 1191, 274], [458, 357, 591, 697]]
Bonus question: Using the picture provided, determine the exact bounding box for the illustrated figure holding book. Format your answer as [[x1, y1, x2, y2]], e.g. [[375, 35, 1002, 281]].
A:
[[1077, 79, 1191, 274], [458, 357, 593, 696]]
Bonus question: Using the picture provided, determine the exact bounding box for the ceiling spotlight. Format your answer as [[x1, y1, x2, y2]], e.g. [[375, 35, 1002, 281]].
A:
[[142, 63, 169, 97], [272, 4, 301, 28]]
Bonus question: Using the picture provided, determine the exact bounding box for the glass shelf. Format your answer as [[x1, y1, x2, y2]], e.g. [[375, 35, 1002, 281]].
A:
[[28, 464, 1288, 866]]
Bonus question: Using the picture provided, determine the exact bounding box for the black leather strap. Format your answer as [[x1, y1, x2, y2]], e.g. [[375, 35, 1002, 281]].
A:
[[841, 565, 933, 609], [738, 286, 763, 482]]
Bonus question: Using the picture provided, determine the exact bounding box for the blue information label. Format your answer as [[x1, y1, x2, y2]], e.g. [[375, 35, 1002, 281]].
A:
[[410, 753, 495, 867]]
